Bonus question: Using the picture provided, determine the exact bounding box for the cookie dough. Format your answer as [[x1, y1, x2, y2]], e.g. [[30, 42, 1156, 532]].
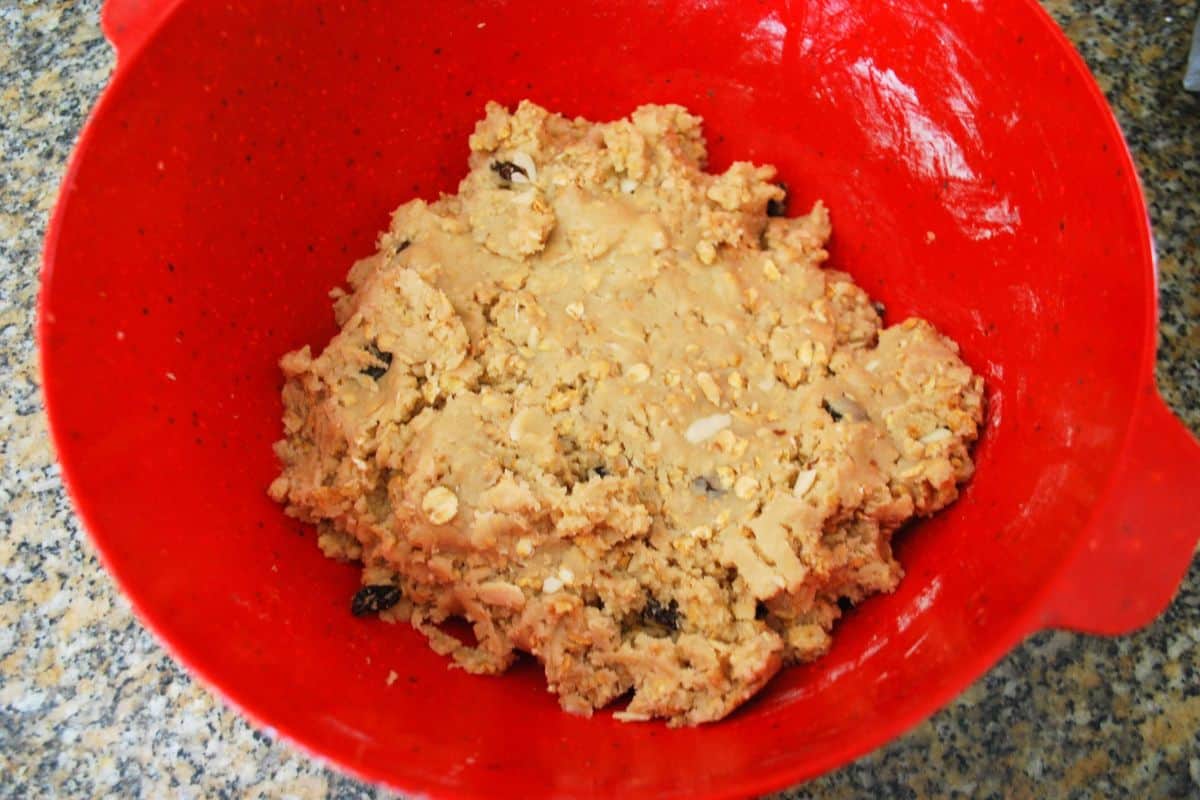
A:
[[269, 101, 985, 725]]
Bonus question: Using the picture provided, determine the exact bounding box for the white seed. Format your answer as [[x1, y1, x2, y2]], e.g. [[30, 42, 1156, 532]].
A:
[[762, 259, 782, 281], [565, 302, 586, 320], [542, 576, 564, 593], [515, 538, 534, 557], [792, 469, 818, 497], [558, 567, 575, 585], [619, 178, 638, 194], [685, 413, 732, 443]]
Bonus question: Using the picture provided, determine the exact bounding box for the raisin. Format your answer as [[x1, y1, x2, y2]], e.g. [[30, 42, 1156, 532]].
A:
[[590, 465, 609, 478], [396, 239, 411, 253], [642, 597, 680, 631], [824, 396, 868, 422], [837, 597, 854, 612], [490, 160, 528, 182], [755, 601, 769, 620], [691, 475, 724, 497], [351, 584, 401, 617], [361, 342, 393, 380], [766, 182, 788, 217], [872, 300, 886, 318]]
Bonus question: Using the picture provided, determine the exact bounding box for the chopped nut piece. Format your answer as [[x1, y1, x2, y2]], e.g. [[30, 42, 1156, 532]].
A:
[[588, 359, 612, 379], [626, 362, 652, 383], [696, 371, 722, 406], [422, 486, 459, 524], [792, 469, 818, 497], [734, 476, 760, 500], [920, 427, 953, 444], [712, 428, 739, 453]]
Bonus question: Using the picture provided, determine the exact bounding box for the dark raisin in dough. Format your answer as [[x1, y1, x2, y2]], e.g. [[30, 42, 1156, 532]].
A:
[[351, 584, 402, 617]]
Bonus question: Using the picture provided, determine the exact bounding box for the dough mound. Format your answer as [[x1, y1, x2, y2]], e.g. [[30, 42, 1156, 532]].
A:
[[270, 101, 985, 725]]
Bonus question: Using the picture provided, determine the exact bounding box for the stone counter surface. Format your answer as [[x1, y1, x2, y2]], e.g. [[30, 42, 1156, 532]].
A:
[[2, 1, 1197, 797]]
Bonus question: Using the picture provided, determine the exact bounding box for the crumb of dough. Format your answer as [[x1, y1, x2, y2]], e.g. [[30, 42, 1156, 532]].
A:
[[271, 100, 985, 726]]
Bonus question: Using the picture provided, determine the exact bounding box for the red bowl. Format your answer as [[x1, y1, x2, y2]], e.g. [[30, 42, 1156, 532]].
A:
[[40, 1, 1200, 797]]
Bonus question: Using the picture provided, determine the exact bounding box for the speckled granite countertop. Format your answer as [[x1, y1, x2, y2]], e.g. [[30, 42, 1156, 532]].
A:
[[2, 1, 1198, 797]]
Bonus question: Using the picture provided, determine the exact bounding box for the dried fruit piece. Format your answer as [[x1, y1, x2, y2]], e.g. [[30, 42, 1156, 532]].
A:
[[766, 182, 788, 217], [691, 476, 724, 498], [823, 395, 869, 423], [490, 160, 529, 183], [642, 597, 680, 631], [362, 342, 393, 380], [351, 584, 401, 617]]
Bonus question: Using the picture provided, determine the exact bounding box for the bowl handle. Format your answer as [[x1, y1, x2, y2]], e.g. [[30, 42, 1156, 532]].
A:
[[101, 0, 180, 61], [1038, 387, 1200, 634]]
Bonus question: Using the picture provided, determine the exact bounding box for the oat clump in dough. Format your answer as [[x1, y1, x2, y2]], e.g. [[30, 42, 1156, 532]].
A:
[[269, 101, 985, 726]]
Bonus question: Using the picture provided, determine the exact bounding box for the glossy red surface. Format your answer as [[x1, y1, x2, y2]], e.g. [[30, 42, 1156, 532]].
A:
[[39, 0, 1200, 797]]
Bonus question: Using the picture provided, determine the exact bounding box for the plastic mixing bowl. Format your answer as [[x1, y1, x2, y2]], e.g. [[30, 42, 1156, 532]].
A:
[[40, 1, 1200, 797]]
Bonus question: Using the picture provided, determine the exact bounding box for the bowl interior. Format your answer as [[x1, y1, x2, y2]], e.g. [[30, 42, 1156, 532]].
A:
[[41, 0, 1152, 796]]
